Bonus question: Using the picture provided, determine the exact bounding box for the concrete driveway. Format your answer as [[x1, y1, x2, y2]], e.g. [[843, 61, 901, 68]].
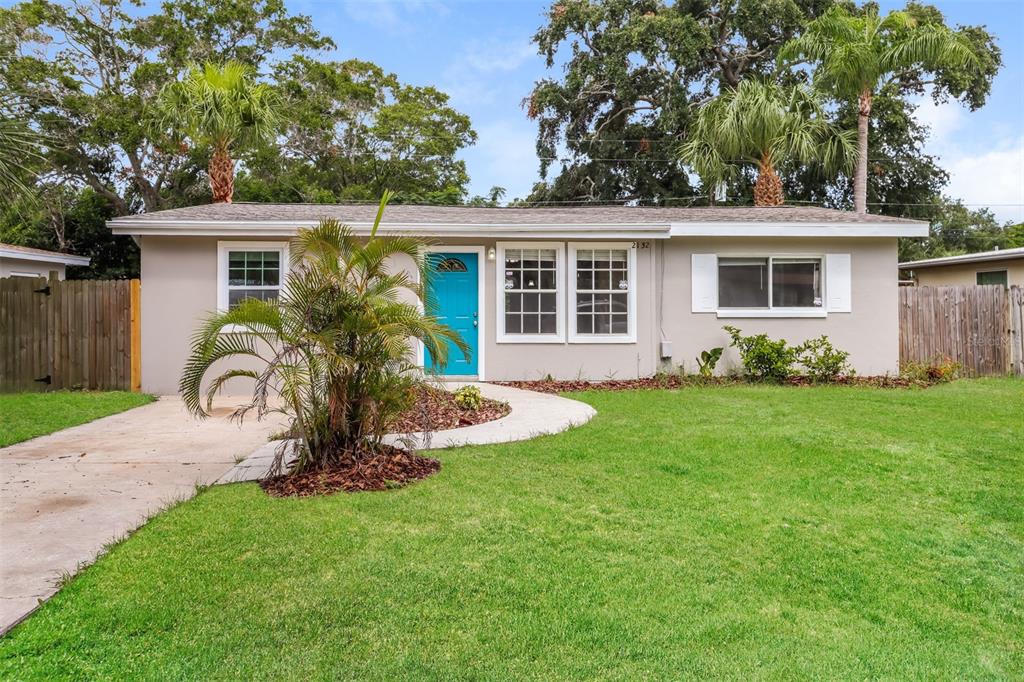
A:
[[0, 397, 285, 634]]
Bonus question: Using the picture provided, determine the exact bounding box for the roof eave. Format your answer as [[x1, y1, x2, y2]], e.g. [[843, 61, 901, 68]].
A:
[[669, 222, 929, 237], [899, 251, 1024, 268], [0, 248, 91, 266]]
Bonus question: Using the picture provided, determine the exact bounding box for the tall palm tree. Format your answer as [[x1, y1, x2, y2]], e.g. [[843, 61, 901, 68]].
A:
[[180, 193, 467, 475], [779, 6, 978, 213], [679, 79, 855, 206], [159, 62, 280, 203]]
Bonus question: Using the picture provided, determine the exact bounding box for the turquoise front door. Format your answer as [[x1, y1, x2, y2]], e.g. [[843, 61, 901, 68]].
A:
[[425, 252, 479, 376]]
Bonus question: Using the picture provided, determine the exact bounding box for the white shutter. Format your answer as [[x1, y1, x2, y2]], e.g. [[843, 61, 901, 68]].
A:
[[826, 253, 852, 312], [691, 254, 717, 312]]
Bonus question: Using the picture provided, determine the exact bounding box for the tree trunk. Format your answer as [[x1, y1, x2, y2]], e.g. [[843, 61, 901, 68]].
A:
[[854, 89, 872, 214], [754, 152, 784, 206], [208, 143, 235, 203]]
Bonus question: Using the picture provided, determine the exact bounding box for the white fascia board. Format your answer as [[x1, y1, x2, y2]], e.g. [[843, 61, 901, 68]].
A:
[[0, 248, 91, 266], [899, 248, 1024, 269], [107, 220, 673, 240], [668, 222, 929, 238]]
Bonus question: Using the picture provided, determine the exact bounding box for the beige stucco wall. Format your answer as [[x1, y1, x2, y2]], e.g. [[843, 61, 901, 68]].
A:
[[136, 234, 900, 394], [911, 258, 1024, 287], [662, 237, 899, 376], [0, 257, 67, 279]]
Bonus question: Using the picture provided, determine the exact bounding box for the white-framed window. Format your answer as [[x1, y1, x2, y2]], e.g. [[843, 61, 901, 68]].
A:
[[692, 253, 849, 318], [495, 242, 564, 343], [217, 241, 289, 313], [568, 242, 636, 343]]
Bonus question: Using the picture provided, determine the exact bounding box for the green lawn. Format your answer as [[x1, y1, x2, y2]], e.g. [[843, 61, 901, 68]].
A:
[[0, 391, 155, 447], [1, 380, 1022, 679]]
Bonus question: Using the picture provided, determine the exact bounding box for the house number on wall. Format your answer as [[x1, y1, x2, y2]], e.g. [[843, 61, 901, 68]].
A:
[[632, 241, 650, 249]]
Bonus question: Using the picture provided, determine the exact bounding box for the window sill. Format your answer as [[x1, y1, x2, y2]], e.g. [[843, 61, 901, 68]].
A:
[[716, 309, 827, 319], [568, 334, 636, 344], [496, 334, 566, 344]]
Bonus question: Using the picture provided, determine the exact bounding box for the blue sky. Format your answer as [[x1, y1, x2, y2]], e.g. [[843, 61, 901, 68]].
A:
[[305, 0, 1024, 223]]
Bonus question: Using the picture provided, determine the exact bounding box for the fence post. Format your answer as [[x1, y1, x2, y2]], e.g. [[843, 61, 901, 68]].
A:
[[130, 278, 142, 392]]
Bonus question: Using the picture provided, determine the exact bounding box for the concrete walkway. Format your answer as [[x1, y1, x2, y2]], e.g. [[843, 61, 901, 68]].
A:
[[219, 382, 596, 483], [0, 397, 286, 635]]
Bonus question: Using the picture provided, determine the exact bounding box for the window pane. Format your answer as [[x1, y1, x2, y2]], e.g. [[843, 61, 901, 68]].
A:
[[577, 269, 593, 289], [540, 270, 555, 289], [977, 270, 1008, 287], [613, 270, 628, 290], [540, 314, 557, 334], [576, 250, 592, 268], [228, 268, 245, 285], [539, 249, 557, 268], [228, 288, 277, 307], [522, 249, 538, 269], [593, 293, 610, 312], [611, 315, 628, 335], [594, 314, 612, 334], [595, 270, 611, 290], [505, 293, 521, 312], [523, 271, 539, 289], [611, 293, 627, 313], [523, 314, 539, 334], [610, 250, 627, 269], [263, 268, 279, 286], [504, 250, 522, 268], [505, 314, 521, 334], [523, 293, 539, 312], [577, 314, 593, 333], [540, 292, 556, 312], [719, 258, 769, 308], [505, 271, 520, 290], [261, 251, 279, 268], [772, 259, 821, 307], [576, 293, 593, 314], [595, 250, 610, 269], [229, 253, 245, 269]]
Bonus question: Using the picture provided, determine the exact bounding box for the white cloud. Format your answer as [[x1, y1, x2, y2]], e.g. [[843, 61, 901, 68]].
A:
[[441, 39, 538, 108], [463, 118, 542, 202], [913, 95, 1024, 224], [341, 0, 449, 33]]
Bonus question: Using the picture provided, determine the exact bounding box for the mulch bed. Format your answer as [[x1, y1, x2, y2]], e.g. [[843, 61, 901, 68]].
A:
[[261, 445, 440, 497], [499, 374, 929, 393], [389, 387, 510, 433]]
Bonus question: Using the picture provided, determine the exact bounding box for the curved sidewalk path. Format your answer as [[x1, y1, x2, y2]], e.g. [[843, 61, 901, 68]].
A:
[[219, 382, 596, 484]]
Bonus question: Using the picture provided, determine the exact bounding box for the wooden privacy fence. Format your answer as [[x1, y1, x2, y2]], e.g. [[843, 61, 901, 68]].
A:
[[0, 274, 140, 392], [899, 285, 1024, 376]]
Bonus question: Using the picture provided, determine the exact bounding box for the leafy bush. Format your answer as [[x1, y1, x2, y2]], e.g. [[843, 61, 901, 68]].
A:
[[453, 385, 483, 411], [180, 193, 467, 476], [696, 347, 724, 378], [797, 335, 852, 382], [900, 356, 960, 383], [723, 326, 799, 381]]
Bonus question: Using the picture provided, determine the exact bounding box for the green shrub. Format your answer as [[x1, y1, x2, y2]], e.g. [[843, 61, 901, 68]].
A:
[[797, 336, 852, 382], [453, 385, 483, 411], [696, 347, 724, 378], [900, 356, 960, 383], [723, 326, 798, 382]]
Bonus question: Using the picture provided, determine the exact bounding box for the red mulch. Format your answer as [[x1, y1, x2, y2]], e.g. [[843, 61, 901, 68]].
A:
[[389, 387, 510, 432], [499, 374, 927, 393], [260, 445, 440, 497]]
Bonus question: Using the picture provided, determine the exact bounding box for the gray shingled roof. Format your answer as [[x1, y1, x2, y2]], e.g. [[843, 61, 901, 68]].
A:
[[109, 202, 924, 225]]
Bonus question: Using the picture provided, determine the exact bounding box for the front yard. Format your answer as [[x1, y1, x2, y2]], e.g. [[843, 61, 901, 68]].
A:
[[0, 391, 155, 447], [1, 380, 1021, 678]]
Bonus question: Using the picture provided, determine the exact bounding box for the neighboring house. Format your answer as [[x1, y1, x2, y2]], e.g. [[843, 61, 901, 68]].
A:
[[0, 243, 91, 280], [900, 247, 1024, 288], [108, 204, 927, 394]]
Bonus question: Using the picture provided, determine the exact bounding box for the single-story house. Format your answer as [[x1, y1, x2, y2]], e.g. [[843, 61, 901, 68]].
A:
[[900, 246, 1024, 288], [108, 204, 928, 395], [0, 243, 90, 280]]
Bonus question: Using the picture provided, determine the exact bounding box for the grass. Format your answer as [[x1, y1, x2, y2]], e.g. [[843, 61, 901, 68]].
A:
[[0, 391, 155, 447], [1, 380, 1022, 679]]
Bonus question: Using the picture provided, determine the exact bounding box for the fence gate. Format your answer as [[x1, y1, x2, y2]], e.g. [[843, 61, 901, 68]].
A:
[[899, 285, 1022, 377], [0, 274, 140, 392]]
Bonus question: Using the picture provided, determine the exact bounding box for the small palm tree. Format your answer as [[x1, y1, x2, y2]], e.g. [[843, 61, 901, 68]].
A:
[[158, 62, 280, 203], [679, 79, 854, 206], [779, 6, 978, 213], [0, 115, 43, 198], [180, 193, 467, 475]]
